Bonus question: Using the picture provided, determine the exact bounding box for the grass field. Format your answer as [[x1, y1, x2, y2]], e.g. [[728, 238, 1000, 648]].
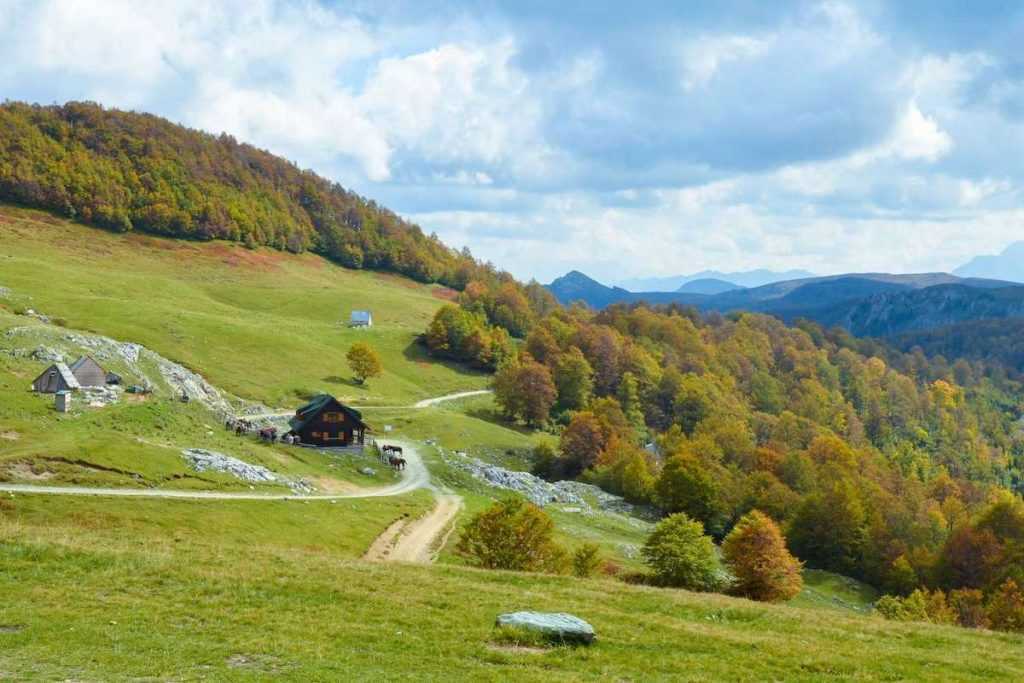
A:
[[0, 204, 488, 407], [2, 492, 1022, 681], [3, 204, 1020, 679]]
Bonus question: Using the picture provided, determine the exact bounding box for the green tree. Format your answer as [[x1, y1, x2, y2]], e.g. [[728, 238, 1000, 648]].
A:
[[641, 513, 724, 591], [456, 497, 567, 573], [787, 480, 867, 577], [572, 542, 603, 578], [722, 510, 803, 602], [655, 453, 722, 532], [554, 346, 594, 412], [346, 342, 382, 385], [616, 371, 647, 439]]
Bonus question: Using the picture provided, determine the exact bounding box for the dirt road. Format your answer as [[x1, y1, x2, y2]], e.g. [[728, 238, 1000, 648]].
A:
[[364, 494, 462, 564], [0, 439, 429, 501], [242, 389, 493, 420]]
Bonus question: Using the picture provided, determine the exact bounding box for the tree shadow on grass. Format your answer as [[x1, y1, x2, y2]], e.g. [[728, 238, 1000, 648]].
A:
[[322, 375, 359, 387], [402, 340, 491, 379], [465, 406, 535, 436]]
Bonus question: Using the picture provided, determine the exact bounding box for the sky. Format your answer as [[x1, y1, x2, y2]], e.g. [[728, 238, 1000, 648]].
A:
[[2, 0, 1023, 283]]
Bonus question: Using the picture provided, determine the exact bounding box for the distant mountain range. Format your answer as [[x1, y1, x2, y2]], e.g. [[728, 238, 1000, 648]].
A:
[[617, 269, 815, 292], [954, 242, 1024, 283], [676, 278, 744, 295], [547, 269, 1024, 341]]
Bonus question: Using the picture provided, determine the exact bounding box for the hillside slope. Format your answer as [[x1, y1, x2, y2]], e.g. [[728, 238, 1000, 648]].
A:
[[0, 101, 480, 287], [0, 204, 487, 407], [3, 493, 1023, 680]]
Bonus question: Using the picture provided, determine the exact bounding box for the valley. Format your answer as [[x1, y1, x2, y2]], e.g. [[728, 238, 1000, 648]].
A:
[[2, 88, 1024, 679]]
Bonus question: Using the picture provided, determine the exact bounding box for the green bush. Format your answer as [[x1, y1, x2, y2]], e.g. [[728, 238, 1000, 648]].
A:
[[641, 513, 725, 591], [572, 543, 602, 578], [456, 497, 567, 574]]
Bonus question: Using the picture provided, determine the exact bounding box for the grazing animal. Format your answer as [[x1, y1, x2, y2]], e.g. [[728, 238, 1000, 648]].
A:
[[388, 455, 406, 471], [258, 427, 278, 443]]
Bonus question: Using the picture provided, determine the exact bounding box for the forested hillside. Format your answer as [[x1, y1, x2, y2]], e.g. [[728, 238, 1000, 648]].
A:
[[0, 101, 500, 290], [426, 297, 1024, 616]]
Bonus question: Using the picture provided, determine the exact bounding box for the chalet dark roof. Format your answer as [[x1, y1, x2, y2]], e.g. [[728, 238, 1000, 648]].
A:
[[289, 394, 367, 432]]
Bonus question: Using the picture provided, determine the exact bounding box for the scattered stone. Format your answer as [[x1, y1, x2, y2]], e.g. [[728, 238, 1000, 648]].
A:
[[80, 385, 121, 408], [443, 453, 655, 520], [181, 449, 312, 494], [495, 612, 595, 645], [618, 543, 640, 560], [30, 345, 64, 363], [359, 467, 377, 476], [0, 286, 10, 298]]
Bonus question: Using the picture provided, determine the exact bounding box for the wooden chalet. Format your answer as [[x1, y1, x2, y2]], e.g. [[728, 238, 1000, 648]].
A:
[[289, 394, 368, 448], [69, 356, 107, 387], [32, 363, 81, 393]]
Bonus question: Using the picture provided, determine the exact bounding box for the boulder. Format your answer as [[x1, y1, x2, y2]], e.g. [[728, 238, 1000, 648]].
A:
[[495, 612, 595, 645]]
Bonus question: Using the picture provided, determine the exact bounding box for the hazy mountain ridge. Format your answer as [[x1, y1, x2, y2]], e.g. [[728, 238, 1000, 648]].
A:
[[954, 241, 1024, 283], [617, 268, 816, 292], [547, 270, 1024, 348]]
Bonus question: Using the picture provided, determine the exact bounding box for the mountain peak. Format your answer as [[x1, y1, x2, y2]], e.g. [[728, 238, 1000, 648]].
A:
[[954, 242, 1024, 283]]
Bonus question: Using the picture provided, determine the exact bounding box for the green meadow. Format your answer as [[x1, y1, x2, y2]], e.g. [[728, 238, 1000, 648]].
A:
[[2, 492, 1022, 682], [0, 204, 488, 408]]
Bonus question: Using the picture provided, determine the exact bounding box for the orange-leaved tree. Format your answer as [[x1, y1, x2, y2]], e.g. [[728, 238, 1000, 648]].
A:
[[722, 509, 803, 602]]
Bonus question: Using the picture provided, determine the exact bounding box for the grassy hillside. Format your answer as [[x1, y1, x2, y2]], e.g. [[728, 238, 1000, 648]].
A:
[[2, 493, 1021, 681], [0, 204, 488, 407]]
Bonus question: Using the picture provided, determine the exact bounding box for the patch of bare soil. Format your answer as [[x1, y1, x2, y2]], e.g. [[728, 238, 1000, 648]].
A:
[[385, 494, 462, 564], [226, 654, 289, 673], [362, 515, 409, 562], [0, 431, 20, 441], [6, 462, 53, 481], [312, 476, 359, 494], [486, 643, 548, 655]]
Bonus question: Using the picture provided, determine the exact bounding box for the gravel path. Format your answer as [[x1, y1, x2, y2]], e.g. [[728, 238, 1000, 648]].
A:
[[0, 440, 430, 501], [370, 494, 462, 564], [242, 389, 494, 421]]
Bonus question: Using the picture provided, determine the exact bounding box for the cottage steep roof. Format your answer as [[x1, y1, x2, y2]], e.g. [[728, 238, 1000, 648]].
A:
[[289, 394, 368, 432]]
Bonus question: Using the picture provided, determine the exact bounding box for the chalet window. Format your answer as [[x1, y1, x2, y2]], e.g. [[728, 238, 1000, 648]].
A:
[[323, 412, 345, 423]]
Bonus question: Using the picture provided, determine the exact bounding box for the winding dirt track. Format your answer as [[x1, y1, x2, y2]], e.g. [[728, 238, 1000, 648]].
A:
[[242, 389, 493, 420], [0, 440, 463, 565], [364, 494, 462, 564], [0, 440, 429, 501]]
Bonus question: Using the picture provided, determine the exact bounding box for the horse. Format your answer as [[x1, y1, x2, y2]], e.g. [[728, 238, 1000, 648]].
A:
[[388, 455, 406, 471], [258, 427, 278, 443]]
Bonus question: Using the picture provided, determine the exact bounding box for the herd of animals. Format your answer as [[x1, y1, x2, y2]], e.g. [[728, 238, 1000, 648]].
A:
[[222, 418, 407, 470]]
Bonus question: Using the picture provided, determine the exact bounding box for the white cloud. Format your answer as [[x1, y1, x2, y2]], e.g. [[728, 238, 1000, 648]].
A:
[[886, 102, 953, 162], [678, 35, 771, 91], [959, 178, 1011, 206], [1, 0, 1023, 283]]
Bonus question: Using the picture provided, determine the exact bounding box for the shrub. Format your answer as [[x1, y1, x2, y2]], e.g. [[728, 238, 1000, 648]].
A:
[[572, 543, 602, 578], [875, 589, 954, 625], [722, 510, 803, 602], [949, 589, 989, 629], [456, 497, 567, 573], [987, 579, 1024, 633], [641, 513, 724, 591]]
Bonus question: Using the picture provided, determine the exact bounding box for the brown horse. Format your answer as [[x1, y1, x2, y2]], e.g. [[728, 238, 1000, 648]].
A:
[[388, 455, 406, 471]]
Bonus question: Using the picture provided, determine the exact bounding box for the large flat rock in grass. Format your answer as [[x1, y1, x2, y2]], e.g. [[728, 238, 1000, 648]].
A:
[[495, 612, 595, 645]]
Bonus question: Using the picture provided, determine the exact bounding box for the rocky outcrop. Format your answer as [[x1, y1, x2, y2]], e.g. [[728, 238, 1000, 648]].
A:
[[495, 612, 595, 645], [443, 451, 654, 522], [181, 449, 311, 494]]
